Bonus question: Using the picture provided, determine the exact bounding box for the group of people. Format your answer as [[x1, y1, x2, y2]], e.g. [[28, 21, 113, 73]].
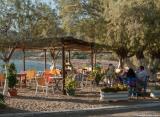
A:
[[105, 64, 149, 98], [125, 66, 148, 97]]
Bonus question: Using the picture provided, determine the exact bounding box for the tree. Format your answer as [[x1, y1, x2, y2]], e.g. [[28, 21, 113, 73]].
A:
[[0, 0, 59, 95], [57, 0, 106, 43], [0, 0, 18, 95], [102, 0, 138, 68], [102, 0, 160, 69], [143, 0, 160, 75]]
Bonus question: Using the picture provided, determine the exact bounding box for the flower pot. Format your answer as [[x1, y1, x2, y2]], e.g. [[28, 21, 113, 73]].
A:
[[100, 91, 128, 101], [66, 89, 75, 96], [8, 89, 17, 96]]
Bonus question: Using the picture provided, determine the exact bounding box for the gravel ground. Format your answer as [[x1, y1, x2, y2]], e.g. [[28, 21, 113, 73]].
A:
[[0, 87, 109, 114], [0, 86, 158, 114], [0, 83, 159, 114]]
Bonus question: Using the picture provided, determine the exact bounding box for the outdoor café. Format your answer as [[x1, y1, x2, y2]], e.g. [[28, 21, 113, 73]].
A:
[[0, 36, 106, 96]]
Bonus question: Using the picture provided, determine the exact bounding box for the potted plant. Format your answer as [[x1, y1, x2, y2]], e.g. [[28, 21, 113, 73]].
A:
[[0, 93, 6, 108], [65, 74, 76, 96], [7, 63, 18, 96], [100, 84, 128, 101]]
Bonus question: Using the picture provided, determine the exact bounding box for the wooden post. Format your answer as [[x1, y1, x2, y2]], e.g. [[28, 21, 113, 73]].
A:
[[68, 50, 71, 63], [62, 45, 66, 95], [94, 50, 96, 67], [44, 49, 47, 70], [23, 49, 26, 71], [91, 48, 94, 71]]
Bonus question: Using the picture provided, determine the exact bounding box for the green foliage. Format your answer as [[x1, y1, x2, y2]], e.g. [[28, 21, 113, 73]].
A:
[[65, 74, 76, 91], [101, 84, 127, 93], [65, 74, 76, 96], [0, 93, 6, 109], [0, 93, 5, 103], [7, 63, 17, 89], [90, 66, 104, 85], [0, 0, 59, 41], [72, 52, 88, 59], [2, 0, 160, 73]]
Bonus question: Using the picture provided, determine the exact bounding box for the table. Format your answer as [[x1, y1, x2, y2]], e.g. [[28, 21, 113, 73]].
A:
[[49, 76, 63, 91], [17, 72, 27, 88]]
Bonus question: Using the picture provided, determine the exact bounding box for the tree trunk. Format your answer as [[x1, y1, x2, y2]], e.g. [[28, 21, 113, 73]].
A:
[[50, 49, 60, 69], [125, 58, 136, 70], [150, 58, 160, 81], [3, 62, 9, 96], [0, 47, 16, 95], [136, 50, 148, 67], [118, 57, 124, 69], [138, 58, 147, 67]]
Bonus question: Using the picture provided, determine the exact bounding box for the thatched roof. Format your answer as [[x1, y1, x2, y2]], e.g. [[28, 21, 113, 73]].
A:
[[0, 36, 107, 51]]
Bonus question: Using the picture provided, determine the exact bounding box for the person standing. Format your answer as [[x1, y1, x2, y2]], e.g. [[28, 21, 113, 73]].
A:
[[136, 66, 148, 93], [106, 64, 115, 87], [126, 68, 137, 98]]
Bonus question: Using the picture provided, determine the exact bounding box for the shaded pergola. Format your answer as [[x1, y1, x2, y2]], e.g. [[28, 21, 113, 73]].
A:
[[0, 36, 107, 94]]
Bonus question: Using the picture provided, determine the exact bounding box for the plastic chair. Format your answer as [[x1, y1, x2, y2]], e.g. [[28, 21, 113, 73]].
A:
[[0, 73, 5, 87], [50, 69, 61, 76], [43, 70, 52, 83], [35, 77, 54, 96], [26, 69, 37, 87]]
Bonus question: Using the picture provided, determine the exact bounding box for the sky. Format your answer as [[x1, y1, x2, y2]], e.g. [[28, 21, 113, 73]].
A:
[[38, 0, 57, 9]]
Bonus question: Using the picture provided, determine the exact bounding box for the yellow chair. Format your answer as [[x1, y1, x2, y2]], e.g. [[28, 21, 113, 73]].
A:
[[50, 69, 56, 75], [0, 73, 5, 87], [55, 69, 61, 76], [50, 69, 61, 75], [26, 69, 37, 87]]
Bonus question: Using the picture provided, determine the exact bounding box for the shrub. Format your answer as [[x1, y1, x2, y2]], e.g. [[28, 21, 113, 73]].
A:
[[90, 66, 104, 86], [0, 93, 6, 108], [101, 84, 127, 93], [65, 74, 76, 96], [7, 63, 17, 89]]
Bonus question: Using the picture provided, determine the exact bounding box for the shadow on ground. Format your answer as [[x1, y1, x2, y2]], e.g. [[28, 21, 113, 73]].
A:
[[0, 106, 28, 114]]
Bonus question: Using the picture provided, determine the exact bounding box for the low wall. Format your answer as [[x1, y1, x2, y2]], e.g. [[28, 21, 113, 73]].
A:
[[100, 91, 128, 101]]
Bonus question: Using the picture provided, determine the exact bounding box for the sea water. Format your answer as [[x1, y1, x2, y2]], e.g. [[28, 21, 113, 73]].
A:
[[0, 60, 53, 72]]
